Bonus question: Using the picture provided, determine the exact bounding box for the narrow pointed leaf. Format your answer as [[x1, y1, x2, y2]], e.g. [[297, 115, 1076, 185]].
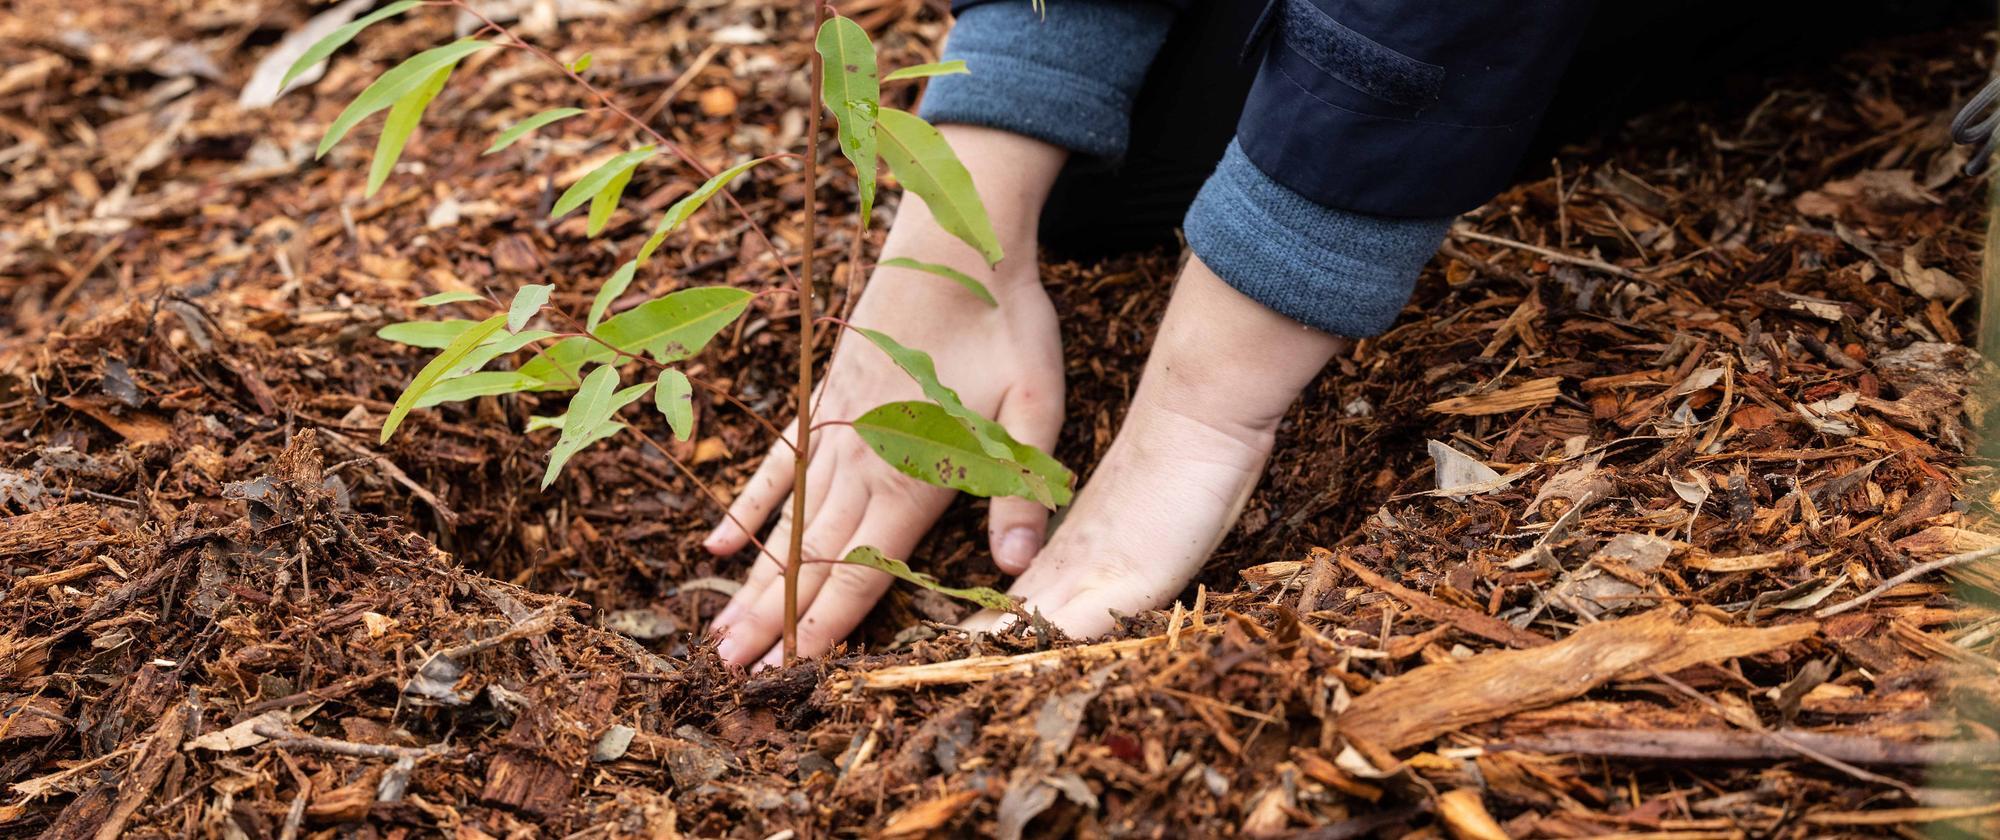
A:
[[877, 108, 1002, 265], [852, 401, 1069, 507], [587, 260, 639, 329], [519, 286, 752, 384], [281, 0, 422, 88], [543, 364, 621, 488], [878, 257, 995, 306], [882, 60, 967, 83], [448, 329, 555, 378], [414, 371, 540, 407], [318, 39, 494, 158], [841, 546, 1016, 611], [382, 314, 507, 442], [378, 319, 477, 348], [506, 284, 554, 333], [636, 157, 771, 265], [417, 291, 486, 307], [653, 369, 693, 441], [568, 52, 593, 73], [586, 163, 634, 237], [850, 327, 1009, 459], [485, 107, 586, 154], [367, 61, 455, 197], [552, 146, 655, 219], [522, 380, 649, 433], [816, 16, 879, 224]]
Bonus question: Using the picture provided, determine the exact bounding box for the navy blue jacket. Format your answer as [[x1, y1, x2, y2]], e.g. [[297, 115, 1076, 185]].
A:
[[953, 0, 1596, 218]]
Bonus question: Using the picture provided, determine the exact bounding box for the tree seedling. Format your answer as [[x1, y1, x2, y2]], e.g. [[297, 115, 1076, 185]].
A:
[[290, 0, 1071, 662]]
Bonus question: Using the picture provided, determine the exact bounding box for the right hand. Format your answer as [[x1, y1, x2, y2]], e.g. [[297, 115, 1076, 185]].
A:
[[702, 127, 1071, 668]]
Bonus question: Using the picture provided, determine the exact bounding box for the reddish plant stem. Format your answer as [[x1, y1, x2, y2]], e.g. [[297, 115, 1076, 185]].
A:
[[786, 1, 834, 664]]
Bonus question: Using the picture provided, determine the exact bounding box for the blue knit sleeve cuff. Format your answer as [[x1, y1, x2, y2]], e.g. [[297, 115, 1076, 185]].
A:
[[1183, 141, 1451, 338], [917, 1, 1174, 159]]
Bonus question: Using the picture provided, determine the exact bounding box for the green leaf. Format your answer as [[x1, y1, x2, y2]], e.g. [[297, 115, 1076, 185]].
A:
[[543, 364, 621, 488], [417, 291, 486, 307], [414, 371, 539, 408], [588, 260, 639, 329], [552, 146, 655, 219], [448, 329, 555, 378], [507, 284, 554, 332], [881, 60, 968, 83], [523, 381, 649, 432], [378, 319, 477, 348], [568, 52, 593, 73], [485, 107, 586, 154], [519, 286, 752, 384], [841, 546, 1016, 611], [586, 163, 634, 237], [877, 108, 1002, 266], [281, 0, 423, 88], [850, 327, 1009, 459], [816, 16, 879, 224], [653, 369, 693, 441], [852, 401, 1070, 507], [319, 39, 494, 159], [382, 314, 507, 443], [878, 257, 995, 306], [367, 60, 455, 197], [636, 157, 771, 265]]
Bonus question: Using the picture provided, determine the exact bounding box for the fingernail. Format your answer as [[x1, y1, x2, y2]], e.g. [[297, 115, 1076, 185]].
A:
[[996, 527, 1040, 570]]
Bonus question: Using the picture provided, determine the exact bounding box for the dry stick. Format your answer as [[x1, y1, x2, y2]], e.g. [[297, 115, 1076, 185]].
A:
[[1815, 544, 2000, 618], [1451, 226, 1643, 281], [251, 723, 444, 760], [787, 0, 834, 664], [1547, 590, 1918, 796]]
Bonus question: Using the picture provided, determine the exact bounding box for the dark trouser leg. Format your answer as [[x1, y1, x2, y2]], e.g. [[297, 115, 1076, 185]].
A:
[[1038, 0, 1265, 258]]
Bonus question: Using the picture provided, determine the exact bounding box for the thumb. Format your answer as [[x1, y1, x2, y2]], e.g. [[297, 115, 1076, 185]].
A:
[[988, 380, 1063, 575], [988, 497, 1048, 575]]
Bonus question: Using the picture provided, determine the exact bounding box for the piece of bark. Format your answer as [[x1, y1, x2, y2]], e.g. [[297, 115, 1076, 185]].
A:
[[90, 701, 189, 840], [1490, 727, 2000, 766], [0, 504, 101, 557], [479, 671, 620, 817], [1427, 377, 1564, 416], [1436, 789, 1510, 840], [1336, 551, 1552, 649], [1338, 608, 1812, 750]]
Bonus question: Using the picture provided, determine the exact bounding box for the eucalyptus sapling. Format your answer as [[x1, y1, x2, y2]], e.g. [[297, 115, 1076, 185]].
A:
[[291, 0, 1072, 663]]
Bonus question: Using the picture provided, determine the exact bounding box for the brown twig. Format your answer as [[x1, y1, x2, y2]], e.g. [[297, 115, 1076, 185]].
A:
[[1814, 544, 2000, 618]]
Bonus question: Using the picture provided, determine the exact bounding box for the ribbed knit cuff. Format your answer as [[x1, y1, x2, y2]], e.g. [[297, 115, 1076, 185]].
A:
[[918, 1, 1174, 159], [1183, 141, 1450, 337]]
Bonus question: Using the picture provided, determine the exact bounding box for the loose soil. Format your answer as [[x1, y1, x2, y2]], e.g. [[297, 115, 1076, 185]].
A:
[[5, 1, 2000, 837]]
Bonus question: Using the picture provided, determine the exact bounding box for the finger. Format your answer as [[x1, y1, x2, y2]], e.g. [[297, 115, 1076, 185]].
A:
[[715, 491, 867, 667], [760, 563, 893, 668], [705, 438, 797, 555], [708, 542, 783, 632], [762, 500, 934, 668], [987, 383, 1064, 575]]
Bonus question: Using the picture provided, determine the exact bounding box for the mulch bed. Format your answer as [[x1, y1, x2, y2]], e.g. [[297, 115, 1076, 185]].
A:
[[5, 1, 2000, 837]]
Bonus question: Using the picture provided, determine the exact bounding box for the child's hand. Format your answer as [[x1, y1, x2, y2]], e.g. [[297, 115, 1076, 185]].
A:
[[704, 127, 1068, 669]]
